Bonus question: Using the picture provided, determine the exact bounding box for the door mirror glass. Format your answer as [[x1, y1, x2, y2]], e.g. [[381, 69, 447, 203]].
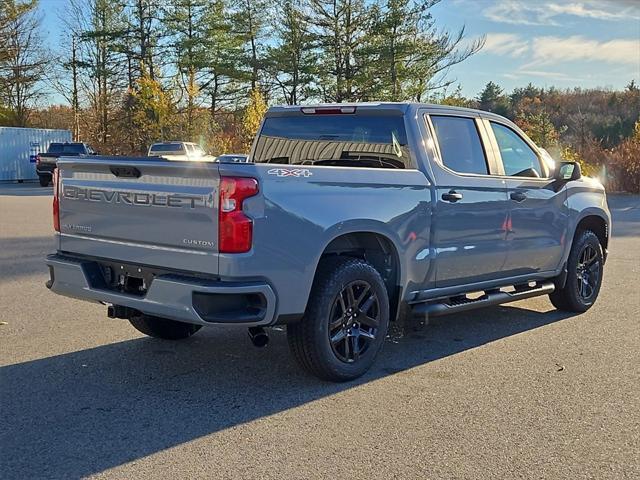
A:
[[555, 161, 582, 181]]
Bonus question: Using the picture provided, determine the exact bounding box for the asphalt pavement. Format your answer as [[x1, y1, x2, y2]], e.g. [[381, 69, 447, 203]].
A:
[[1, 182, 638, 479]]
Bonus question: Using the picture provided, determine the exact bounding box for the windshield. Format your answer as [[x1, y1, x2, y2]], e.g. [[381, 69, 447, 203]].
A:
[[150, 143, 185, 153], [253, 114, 413, 169]]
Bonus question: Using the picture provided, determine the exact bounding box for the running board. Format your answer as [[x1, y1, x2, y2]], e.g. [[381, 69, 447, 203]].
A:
[[411, 281, 555, 317]]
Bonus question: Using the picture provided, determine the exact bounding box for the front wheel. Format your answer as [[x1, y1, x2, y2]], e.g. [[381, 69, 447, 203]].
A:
[[549, 229, 604, 312], [129, 314, 202, 340], [287, 257, 390, 382]]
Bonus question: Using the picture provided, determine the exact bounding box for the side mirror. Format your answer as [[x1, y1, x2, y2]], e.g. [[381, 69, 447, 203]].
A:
[[554, 161, 581, 182]]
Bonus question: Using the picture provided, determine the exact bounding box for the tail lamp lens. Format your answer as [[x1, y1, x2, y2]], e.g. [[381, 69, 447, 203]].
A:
[[53, 168, 60, 232], [218, 177, 258, 253]]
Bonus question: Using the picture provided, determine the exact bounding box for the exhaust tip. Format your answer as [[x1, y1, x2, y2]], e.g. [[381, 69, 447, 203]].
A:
[[248, 327, 269, 348]]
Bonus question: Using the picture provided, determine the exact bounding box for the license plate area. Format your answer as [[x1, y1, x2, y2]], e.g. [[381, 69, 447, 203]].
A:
[[96, 261, 161, 296]]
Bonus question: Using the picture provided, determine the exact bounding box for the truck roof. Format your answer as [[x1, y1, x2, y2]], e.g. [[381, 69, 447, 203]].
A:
[[266, 102, 517, 130]]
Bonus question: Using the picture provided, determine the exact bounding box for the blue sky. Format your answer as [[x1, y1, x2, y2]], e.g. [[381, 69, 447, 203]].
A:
[[37, 0, 640, 99], [430, 0, 640, 96]]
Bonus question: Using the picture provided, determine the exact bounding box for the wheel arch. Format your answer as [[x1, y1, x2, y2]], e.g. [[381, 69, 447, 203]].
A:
[[574, 213, 609, 257], [313, 229, 404, 322]]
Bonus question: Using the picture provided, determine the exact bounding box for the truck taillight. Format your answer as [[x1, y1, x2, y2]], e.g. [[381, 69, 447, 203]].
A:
[[53, 168, 60, 232], [218, 176, 258, 253], [36, 154, 41, 165]]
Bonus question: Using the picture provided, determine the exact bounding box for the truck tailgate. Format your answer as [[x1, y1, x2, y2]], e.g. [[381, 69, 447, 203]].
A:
[[57, 157, 220, 275]]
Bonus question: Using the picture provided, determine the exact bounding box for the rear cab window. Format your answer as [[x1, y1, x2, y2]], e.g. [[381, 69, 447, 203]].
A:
[[429, 115, 489, 175], [150, 143, 185, 154], [253, 113, 415, 169]]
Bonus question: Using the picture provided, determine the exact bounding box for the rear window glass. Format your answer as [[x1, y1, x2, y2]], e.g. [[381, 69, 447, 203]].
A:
[[430, 116, 488, 175], [253, 114, 413, 169], [150, 143, 184, 153], [48, 143, 85, 154]]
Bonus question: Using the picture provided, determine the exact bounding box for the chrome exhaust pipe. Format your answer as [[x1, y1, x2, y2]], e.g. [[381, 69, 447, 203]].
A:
[[248, 327, 269, 348]]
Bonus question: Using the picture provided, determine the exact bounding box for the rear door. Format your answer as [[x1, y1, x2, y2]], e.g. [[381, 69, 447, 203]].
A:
[[484, 120, 568, 275], [57, 157, 220, 275], [425, 113, 510, 288]]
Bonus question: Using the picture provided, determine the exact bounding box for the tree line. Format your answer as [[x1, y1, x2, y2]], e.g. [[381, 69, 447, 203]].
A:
[[0, 0, 482, 153], [1, 0, 638, 192]]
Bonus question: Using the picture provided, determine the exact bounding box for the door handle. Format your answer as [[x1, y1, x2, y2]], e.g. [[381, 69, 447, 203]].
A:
[[442, 191, 463, 202], [510, 191, 527, 202]]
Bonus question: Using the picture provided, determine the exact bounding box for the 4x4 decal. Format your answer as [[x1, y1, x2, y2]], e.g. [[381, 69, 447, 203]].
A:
[[267, 168, 312, 178]]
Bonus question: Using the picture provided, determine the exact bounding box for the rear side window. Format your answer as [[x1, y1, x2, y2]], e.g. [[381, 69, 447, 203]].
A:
[[490, 122, 543, 177], [253, 114, 413, 169], [430, 116, 488, 175], [48, 143, 63, 153]]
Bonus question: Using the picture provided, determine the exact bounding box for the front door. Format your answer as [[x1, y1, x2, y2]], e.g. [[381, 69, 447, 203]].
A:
[[487, 121, 568, 275], [427, 114, 510, 288]]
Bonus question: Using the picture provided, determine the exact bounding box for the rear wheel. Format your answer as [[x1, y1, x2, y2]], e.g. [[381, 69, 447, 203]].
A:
[[129, 314, 202, 340], [549, 230, 603, 312], [287, 257, 389, 382], [38, 175, 50, 187]]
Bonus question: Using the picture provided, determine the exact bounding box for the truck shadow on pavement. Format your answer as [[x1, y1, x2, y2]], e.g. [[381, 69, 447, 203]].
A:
[[1, 305, 573, 479]]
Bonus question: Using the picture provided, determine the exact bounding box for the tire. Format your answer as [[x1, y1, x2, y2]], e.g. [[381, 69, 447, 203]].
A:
[[287, 256, 390, 382], [38, 175, 50, 187], [128, 314, 202, 340], [549, 229, 604, 312]]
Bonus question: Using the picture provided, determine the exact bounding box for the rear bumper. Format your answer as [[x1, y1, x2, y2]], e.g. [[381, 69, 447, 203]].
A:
[[45, 254, 277, 326], [36, 164, 56, 175]]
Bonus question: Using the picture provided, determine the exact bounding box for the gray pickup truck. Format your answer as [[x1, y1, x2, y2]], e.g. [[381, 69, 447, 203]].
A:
[[46, 103, 610, 381]]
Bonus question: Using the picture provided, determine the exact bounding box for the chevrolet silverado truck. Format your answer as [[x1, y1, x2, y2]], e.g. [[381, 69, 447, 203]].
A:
[[45, 103, 610, 381], [36, 142, 96, 186]]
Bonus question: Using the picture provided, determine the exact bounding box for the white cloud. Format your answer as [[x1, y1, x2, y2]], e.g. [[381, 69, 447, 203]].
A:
[[484, 0, 640, 26], [483, 33, 530, 58], [528, 36, 640, 67], [481, 33, 640, 68]]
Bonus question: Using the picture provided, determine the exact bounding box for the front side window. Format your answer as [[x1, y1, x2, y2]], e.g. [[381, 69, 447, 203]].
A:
[[253, 114, 413, 169], [430, 115, 488, 175], [490, 122, 543, 177]]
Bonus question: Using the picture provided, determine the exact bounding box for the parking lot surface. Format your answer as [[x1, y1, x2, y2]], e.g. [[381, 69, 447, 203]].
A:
[[1, 183, 638, 479]]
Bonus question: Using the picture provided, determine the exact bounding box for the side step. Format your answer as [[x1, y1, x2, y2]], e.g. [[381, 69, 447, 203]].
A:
[[412, 281, 555, 317]]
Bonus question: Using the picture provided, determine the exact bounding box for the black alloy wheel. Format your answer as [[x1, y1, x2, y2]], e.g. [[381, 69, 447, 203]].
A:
[[575, 244, 601, 302], [328, 280, 380, 363]]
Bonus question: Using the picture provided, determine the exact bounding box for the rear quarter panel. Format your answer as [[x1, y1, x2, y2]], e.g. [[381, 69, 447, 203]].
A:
[[218, 163, 432, 318]]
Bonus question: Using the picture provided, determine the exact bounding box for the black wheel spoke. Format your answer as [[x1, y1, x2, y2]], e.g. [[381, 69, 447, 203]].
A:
[[331, 329, 346, 344], [328, 280, 381, 363], [352, 337, 360, 361], [359, 294, 376, 315], [355, 285, 370, 309], [360, 315, 379, 328], [359, 329, 376, 340], [343, 334, 351, 359], [337, 292, 347, 316], [346, 285, 357, 309], [329, 315, 345, 330]]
